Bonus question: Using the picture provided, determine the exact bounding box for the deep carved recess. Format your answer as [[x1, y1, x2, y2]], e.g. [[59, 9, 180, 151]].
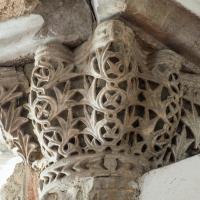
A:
[[26, 19, 200, 198]]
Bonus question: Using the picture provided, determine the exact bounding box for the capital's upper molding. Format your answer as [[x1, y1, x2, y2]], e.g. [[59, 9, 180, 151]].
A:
[[0, 0, 200, 72], [92, 0, 200, 66]]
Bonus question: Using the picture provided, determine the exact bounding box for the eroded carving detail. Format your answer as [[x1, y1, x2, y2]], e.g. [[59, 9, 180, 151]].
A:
[[27, 20, 187, 198], [174, 73, 200, 160], [0, 12, 199, 200], [0, 67, 41, 165]]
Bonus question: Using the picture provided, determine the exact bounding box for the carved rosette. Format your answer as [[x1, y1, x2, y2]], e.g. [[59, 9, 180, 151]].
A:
[[26, 20, 186, 198]]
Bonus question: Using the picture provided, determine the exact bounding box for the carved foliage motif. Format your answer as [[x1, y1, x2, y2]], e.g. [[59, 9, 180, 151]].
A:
[[0, 16, 199, 200], [0, 68, 41, 165], [171, 74, 200, 161], [27, 21, 188, 195]]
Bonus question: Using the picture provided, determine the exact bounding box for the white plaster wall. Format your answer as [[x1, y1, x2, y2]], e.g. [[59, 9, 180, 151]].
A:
[[139, 155, 200, 200], [0, 130, 22, 192], [175, 0, 200, 17]]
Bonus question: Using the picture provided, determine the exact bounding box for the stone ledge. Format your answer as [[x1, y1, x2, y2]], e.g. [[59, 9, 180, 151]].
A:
[[92, 0, 200, 66]]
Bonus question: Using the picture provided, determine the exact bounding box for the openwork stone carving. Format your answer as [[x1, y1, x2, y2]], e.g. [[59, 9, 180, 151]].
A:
[[174, 73, 200, 160], [0, 67, 41, 165], [27, 20, 188, 198], [0, 11, 200, 200]]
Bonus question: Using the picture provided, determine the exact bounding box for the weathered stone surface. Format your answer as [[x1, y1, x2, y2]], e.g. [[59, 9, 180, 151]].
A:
[[26, 19, 200, 199], [1, 2, 200, 200], [0, 0, 94, 65], [0, 0, 39, 21], [0, 163, 24, 200], [0, 66, 42, 166], [35, 0, 94, 47], [42, 177, 139, 200], [1, 163, 39, 200], [92, 0, 200, 66]]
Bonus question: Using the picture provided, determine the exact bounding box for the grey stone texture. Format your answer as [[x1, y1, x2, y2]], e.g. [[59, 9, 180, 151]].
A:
[[42, 177, 139, 200]]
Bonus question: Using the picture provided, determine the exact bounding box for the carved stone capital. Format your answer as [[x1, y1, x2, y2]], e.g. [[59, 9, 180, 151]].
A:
[[26, 19, 198, 199], [0, 67, 41, 166]]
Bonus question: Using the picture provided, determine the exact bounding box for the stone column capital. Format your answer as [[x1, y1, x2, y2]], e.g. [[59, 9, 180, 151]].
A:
[[27, 19, 197, 199]]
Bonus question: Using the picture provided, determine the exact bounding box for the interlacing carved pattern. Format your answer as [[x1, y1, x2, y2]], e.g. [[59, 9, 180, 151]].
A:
[[28, 43, 79, 163], [84, 23, 183, 169], [27, 20, 188, 195], [171, 74, 200, 161], [0, 82, 41, 165], [0, 17, 199, 200]]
